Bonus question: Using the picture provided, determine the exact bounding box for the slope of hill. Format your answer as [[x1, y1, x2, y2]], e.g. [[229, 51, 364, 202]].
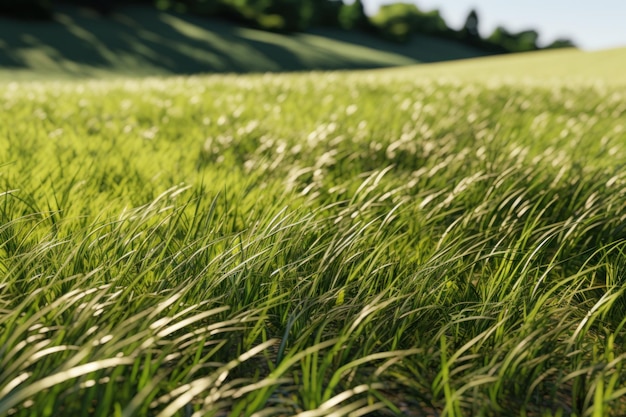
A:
[[380, 46, 626, 85], [0, 5, 492, 80]]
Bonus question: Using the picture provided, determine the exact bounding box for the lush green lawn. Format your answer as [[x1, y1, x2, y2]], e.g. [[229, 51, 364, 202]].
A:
[[1, 48, 626, 417]]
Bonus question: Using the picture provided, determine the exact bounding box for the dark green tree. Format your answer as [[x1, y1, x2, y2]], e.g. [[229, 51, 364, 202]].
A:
[[310, 0, 342, 27], [338, 0, 370, 31], [214, 0, 318, 31], [462, 9, 479, 38], [516, 30, 539, 51], [489, 26, 539, 52], [263, 0, 304, 31], [372, 3, 447, 42], [545, 38, 576, 49], [0, 0, 52, 18]]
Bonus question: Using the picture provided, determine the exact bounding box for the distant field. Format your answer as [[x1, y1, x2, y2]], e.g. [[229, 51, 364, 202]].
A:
[[1, 43, 626, 416], [0, 5, 490, 80], [385, 46, 626, 86]]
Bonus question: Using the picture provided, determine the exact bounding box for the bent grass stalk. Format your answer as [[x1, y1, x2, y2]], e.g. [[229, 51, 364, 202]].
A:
[[1, 70, 626, 415]]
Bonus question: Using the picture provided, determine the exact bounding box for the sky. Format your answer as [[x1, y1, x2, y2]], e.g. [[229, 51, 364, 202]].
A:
[[360, 0, 626, 51]]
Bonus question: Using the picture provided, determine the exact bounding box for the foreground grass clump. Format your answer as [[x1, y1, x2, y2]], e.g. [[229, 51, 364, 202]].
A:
[[1, 72, 626, 416]]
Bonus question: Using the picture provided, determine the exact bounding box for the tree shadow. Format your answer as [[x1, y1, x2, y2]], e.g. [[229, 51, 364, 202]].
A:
[[0, 5, 489, 78], [308, 27, 494, 63]]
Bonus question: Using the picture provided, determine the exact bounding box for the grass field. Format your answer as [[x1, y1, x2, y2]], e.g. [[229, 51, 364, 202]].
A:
[[1, 46, 626, 417], [390, 46, 626, 86]]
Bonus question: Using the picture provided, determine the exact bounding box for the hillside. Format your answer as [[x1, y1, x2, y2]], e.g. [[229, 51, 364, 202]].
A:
[[380, 46, 626, 86], [0, 5, 491, 80]]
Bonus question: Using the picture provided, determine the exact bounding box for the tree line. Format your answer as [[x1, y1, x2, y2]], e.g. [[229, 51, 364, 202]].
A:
[[0, 0, 576, 53]]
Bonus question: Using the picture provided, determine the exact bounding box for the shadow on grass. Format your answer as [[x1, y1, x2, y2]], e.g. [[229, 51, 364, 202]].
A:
[[0, 5, 491, 79]]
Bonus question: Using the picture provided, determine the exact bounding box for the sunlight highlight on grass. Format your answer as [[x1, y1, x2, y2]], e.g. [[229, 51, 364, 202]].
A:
[[1, 63, 626, 416]]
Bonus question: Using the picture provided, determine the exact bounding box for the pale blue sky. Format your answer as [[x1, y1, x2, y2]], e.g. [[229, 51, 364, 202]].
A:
[[361, 0, 626, 50]]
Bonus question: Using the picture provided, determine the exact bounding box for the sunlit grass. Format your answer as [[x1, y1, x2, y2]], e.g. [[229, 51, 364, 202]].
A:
[[1, 69, 626, 416], [383, 47, 626, 86]]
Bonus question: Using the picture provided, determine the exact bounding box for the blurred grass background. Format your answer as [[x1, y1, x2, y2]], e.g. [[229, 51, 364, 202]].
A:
[[0, 5, 492, 81]]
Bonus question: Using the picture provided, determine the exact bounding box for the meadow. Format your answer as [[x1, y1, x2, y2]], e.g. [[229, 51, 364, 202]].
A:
[[1, 48, 626, 416]]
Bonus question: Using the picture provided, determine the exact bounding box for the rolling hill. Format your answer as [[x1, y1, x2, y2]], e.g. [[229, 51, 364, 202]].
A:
[[0, 5, 491, 81], [380, 45, 626, 86]]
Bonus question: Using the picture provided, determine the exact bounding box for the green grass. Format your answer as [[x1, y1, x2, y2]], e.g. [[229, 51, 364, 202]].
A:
[[1, 48, 626, 416], [0, 5, 490, 81], [388, 46, 626, 86]]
